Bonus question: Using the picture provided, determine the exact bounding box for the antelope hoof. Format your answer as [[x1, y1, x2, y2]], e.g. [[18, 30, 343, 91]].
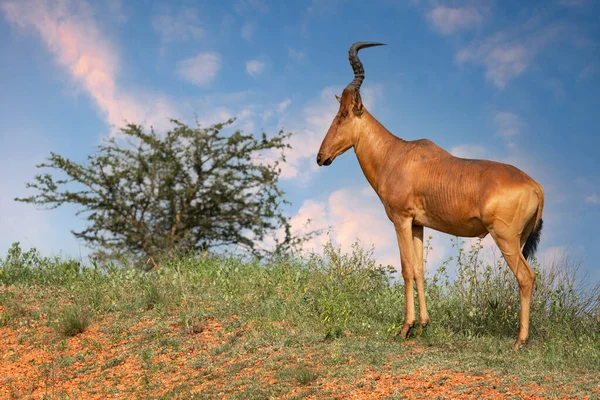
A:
[[421, 322, 429, 329], [400, 323, 415, 339], [513, 338, 528, 351]]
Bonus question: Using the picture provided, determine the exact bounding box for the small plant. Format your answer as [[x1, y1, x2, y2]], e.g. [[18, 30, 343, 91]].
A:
[[101, 356, 126, 370], [57, 303, 90, 337], [293, 364, 319, 385], [141, 282, 163, 311], [1, 300, 30, 327]]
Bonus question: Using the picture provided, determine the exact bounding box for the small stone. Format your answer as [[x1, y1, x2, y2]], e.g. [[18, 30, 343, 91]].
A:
[[268, 378, 278, 385]]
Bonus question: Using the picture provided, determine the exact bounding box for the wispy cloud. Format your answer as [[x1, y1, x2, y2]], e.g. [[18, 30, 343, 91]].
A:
[[427, 6, 483, 35], [152, 8, 204, 42], [494, 112, 523, 137], [246, 59, 265, 76], [277, 98, 292, 113], [456, 21, 564, 89], [457, 41, 529, 89], [1, 0, 180, 133], [178, 53, 221, 86]]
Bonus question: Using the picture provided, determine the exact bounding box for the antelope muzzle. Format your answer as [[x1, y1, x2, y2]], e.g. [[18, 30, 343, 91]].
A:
[[316, 153, 333, 166]]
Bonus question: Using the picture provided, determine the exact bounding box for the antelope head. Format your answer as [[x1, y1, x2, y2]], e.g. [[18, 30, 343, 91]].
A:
[[316, 41, 385, 166]]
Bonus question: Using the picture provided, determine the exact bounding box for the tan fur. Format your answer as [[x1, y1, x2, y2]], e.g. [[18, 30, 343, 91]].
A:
[[317, 87, 544, 348]]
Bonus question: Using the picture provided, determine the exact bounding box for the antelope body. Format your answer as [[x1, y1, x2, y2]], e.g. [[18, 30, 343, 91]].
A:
[[317, 42, 544, 348]]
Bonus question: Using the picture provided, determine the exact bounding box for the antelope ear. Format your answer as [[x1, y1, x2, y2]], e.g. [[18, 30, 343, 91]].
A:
[[335, 94, 341, 104], [352, 90, 363, 116]]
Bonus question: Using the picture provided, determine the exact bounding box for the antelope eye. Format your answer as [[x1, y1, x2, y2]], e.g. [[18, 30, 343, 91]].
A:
[[341, 111, 348, 117]]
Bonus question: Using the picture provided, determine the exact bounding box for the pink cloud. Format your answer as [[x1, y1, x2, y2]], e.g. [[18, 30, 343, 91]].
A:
[[1, 0, 179, 133]]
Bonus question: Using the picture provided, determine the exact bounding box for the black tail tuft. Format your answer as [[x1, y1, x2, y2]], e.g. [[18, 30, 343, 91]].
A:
[[523, 218, 543, 261]]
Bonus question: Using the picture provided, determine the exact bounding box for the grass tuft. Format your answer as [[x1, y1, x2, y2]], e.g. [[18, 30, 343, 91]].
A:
[[57, 303, 90, 337], [293, 364, 319, 385]]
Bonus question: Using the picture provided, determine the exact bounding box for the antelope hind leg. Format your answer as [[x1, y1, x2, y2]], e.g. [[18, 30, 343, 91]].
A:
[[412, 225, 430, 327], [490, 231, 535, 349]]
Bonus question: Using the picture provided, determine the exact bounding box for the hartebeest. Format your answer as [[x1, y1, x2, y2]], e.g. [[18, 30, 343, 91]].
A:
[[316, 42, 544, 348]]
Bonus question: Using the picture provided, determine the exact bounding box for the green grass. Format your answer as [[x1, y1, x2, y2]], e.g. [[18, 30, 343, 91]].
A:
[[1, 239, 599, 397], [57, 302, 90, 337]]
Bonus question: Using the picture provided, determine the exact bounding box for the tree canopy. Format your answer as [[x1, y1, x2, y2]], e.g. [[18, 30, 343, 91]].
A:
[[16, 118, 312, 264]]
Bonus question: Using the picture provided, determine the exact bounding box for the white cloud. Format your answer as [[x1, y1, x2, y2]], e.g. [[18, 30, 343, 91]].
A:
[[288, 187, 398, 267], [494, 111, 523, 137], [427, 6, 483, 35], [456, 22, 564, 89], [241, 22, 254, 41], [457, 42, 529, 89], [152, 8, 204, 42], [586, 193, 600, 205], [246, 59, 266, 76], [277, 98, 292, 113], [451, 144, 488, 159], [283, 186, 451, 272], [178, 52, 221, 86]]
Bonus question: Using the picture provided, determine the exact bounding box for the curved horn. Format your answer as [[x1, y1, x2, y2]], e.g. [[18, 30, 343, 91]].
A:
[[346, 42, 386, 91]]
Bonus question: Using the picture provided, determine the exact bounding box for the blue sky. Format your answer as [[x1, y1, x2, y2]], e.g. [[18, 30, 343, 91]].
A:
[[1, 0, 599, 279]]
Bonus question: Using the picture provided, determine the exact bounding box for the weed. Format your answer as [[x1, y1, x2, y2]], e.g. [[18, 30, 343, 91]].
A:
[[57, 303, 90, 337], [293, 364, 319, 385]]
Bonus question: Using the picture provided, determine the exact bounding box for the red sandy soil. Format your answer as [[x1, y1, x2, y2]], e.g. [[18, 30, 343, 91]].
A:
[[1, 300, 598, 399]]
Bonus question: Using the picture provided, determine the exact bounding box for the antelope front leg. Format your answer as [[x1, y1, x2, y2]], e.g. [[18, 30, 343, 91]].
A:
[[412, 225, 430, 327], [395, 222, 417, 339]]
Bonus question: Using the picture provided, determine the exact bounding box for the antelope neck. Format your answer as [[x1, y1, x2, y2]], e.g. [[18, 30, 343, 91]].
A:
[[353, 111, 403, 192]]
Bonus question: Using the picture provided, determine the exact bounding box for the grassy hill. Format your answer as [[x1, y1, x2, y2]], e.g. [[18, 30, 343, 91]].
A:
[[1, 241, 599, 399]]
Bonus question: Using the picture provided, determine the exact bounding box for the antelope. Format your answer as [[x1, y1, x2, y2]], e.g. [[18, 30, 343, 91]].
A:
[[316, 42, 544, 348]]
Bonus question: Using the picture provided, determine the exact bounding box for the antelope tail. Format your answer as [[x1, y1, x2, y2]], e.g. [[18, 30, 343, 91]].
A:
[[522, 187, 544, 261]]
